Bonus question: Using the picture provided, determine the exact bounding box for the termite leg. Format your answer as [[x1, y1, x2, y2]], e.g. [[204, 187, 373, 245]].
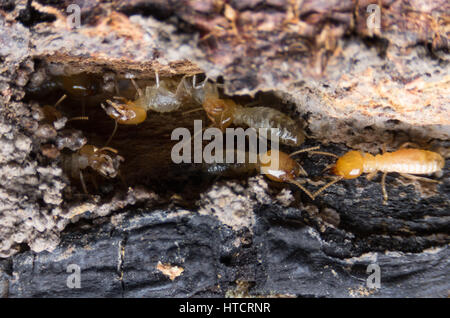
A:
[[79, 170, 89, 195], [321, 163, 335, 173], [381, 171, 388, 204], [312, 176, 344, 199], [297, 164, 308, 177], [287, 179, 315, 200], [155, 70, 160, 88], [243, 101, 258, 108], [289, 146, 332, 176], [105, 120, 117, 146], [398, 142, 421, 149], [130, 78, 143, 98], [101, 101, 121, 146], [174, 74, 190, 101], [366, 171, 378, 181], [399, 173, 441, 183], [193, 74, 209, 89]]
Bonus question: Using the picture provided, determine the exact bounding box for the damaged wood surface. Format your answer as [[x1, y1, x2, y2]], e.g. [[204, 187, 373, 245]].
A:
[[2, 207, 449, 297], [0, 0, 448, 297]]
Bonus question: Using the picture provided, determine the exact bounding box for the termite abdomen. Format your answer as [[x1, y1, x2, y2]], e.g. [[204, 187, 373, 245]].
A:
[[233, 106, 305, 146]]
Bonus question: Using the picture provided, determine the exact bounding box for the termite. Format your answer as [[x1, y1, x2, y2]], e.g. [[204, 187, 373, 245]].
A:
[[58, 73, 100, 98], [100, 73, 305, 147], [41, 93, 124, 193], [27, 73, 100, 97], [28, 73, 101, 118], [201, 147, 322, 200], [183, 76, 306, 146], [100, 72, 189, 144], [40, 94, 89, 128], [312, 145, 445, 203], [61, 144, 124, 194]]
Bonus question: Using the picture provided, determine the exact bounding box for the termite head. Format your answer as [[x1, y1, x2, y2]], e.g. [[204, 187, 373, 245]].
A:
[[60, 74, 99, 97], [203, 97, 236, 131], [101, 99, 147, 125], [259, 150, 301, 182], [79, 145, 124, 178], [332, 150, 364, 179], [260, 150, 315, 200]]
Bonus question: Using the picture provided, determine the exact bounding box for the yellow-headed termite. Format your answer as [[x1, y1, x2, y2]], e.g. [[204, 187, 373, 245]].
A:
[[311, 145, 445, 203], [201, 147, 323, 200], [100, 72, 189, 144], [184, 76, 306, 146], [61, 144, 124, 194]]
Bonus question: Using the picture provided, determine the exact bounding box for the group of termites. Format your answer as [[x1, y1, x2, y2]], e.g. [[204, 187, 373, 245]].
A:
[[38, 71, 446, 203]]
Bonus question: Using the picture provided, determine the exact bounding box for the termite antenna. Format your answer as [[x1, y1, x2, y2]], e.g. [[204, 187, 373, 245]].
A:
[[290, 146, 338, 158], [289, 146, 320, 157], [399, 173, 441, 183], [67, 116, 89, 122], [99, 146, 118, 153], [312, 176, 343, 199], [287, 179, 315, 200], [54, 94, 67, 108], [309, 151, 339, 158], [104, 100, 127, 116]]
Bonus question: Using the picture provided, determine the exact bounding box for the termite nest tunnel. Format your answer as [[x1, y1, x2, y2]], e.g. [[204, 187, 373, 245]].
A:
[[25, 59, 312, 205]]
